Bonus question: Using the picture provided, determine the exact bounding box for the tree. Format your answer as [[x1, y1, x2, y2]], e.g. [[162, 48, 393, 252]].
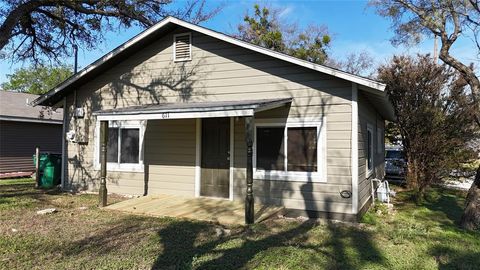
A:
[[286, 25, 331, 65], [236, 4, 331, 64], [0, 0, 221, 63], [371, 0, 480, 230], [326, 51, 376, 77], [378, 54, 478, 200], [1, 64, 72, 94], [237, 5, 285, 52]]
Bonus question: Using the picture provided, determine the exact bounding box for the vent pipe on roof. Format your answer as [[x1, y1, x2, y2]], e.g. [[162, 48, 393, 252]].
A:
[[73, 44, 78, 74]]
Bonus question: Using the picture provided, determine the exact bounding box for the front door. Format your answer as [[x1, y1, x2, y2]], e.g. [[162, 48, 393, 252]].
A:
[[201, 118, 230, 198]]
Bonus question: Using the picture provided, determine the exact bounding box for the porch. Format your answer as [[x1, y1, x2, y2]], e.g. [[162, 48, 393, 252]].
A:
[[94, 98, 293, 224], [105, 194, 284, 225]]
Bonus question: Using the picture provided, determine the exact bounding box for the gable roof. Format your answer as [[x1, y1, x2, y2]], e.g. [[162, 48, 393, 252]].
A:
[[0, 91, 62, 124], [32, 16, 394, 120]]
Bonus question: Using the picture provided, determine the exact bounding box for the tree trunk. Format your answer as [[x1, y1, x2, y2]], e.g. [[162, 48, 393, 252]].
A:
[[460, 165, 480, 230], [407, 157, 419, 189]]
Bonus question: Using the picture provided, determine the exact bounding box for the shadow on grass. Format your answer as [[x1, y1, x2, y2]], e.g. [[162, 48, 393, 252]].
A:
[[150, 219, 386, 270], [62, 215, 156, 256], [421, 188, 465, 227], [324, 222, 385, 270], [0, 183, 61, 198], [1, 181, 386, 269], [151, 220, 218, 269], [151, 220, 314, 269], [429, 245, 480, 270]]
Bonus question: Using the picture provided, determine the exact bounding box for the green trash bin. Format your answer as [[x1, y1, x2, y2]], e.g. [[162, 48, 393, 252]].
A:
[[33, 154, 49, 171], [33, 153, 62, 188]]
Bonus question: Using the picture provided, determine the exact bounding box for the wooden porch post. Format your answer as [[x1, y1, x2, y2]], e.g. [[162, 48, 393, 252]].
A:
[[245, 116, 254, 224], [99, 120, 108, 207]]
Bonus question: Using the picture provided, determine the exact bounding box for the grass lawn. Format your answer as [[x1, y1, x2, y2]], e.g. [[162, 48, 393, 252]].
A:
[[1, 178, 479, 269]]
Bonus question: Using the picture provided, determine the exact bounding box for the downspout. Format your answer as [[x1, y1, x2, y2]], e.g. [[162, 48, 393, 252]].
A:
[[73, 44, 78, 117], [72, 44, 78, 186], [351, 83, 359, 214], [61, 97, 67, 190]]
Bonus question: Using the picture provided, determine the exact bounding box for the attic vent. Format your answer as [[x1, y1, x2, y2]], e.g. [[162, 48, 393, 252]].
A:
[[174, 33, 191, 61]]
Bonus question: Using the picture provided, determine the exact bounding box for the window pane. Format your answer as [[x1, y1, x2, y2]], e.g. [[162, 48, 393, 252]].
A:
[[120, 128, 139, 163], [367, 129, 372, 170], [256, 127, 285, 170], [287, 127, 317, 172], [107, 128, 119, 163]]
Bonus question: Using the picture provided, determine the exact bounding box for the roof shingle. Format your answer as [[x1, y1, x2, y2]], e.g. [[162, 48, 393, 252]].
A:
[[0, 91, 62, 122]]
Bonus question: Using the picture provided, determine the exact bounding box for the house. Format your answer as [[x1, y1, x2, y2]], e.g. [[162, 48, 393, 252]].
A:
[[0, 91, 63, 178], [32, 17, 394, 221]]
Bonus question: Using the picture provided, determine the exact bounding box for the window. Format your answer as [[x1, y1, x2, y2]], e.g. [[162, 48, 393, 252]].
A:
[[107, 128, 119, 163], [107, 128, 140, 164], [95, 120, 145, 172], [254, 119, 326, 182], [377, 127, 383, 154], [256, 127, 285, 170], [366, 124, 374, 176], [287, 127, 317, 172], [173, 33, 191, 61]]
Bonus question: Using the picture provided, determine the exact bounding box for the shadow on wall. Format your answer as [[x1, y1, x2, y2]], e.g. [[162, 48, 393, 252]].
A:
[[231, 70, 352, 218], [300, 96, 328, 217], [68, 28, 355, 222], [196, 38, 357, 217], [67, 42, 210, 191], [68, 154, 94, 191]]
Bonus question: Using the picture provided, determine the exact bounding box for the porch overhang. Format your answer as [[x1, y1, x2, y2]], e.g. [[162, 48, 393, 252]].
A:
[[93, 98, 292, 121]]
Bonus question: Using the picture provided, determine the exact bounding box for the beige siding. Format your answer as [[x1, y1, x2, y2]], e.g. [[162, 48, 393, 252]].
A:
[[358, 92, 385, 210], [233, 117, 353, 214], [144, 119, 196, 196], [64, 26, 353, 214]]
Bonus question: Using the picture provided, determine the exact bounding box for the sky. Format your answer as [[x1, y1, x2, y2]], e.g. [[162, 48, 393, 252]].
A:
[[0, 0, 478, 84]]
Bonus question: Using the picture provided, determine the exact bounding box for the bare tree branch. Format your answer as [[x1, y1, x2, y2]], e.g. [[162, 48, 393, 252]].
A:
[[0, 0, 221, 64]]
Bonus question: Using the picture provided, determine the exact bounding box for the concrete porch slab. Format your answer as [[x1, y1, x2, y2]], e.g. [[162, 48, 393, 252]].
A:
[[105, 194, 284, 225]]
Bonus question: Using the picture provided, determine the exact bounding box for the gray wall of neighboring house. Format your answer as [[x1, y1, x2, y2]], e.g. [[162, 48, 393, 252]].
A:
[[0, 120, 62, 174], [61, 26, 386, 216], [358, 92, 385, 211]]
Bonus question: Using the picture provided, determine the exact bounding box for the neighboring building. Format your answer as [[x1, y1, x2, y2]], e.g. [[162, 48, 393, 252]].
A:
[[33, 17, 394, 220], [0, 91, 63, 177]]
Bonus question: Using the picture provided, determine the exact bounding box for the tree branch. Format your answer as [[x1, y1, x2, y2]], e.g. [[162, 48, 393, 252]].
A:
[[0, 0, 220, 63], [0, 0, 57, 50]]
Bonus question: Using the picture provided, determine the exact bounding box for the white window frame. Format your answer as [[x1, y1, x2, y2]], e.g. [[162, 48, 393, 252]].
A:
[[173, 32, 192, 62], [377, 127, 383, 154], [366, 123, 374, 177], [253, 118, 327, 182], [94, 120, 146, 172]]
